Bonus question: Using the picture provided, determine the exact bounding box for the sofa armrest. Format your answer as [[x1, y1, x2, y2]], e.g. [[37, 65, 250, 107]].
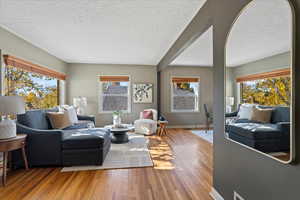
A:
[[225, 111, 238, 118], [77, 115, 95, 124], [17, 123, 63, 135], [277, 122, 290, 135], [14, 123, 63, 167]]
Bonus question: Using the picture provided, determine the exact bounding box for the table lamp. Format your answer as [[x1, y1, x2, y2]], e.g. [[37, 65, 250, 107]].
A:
[[73, 96, 87, 115], [226, 97, 235, 113], [0, 96, 25, 139]]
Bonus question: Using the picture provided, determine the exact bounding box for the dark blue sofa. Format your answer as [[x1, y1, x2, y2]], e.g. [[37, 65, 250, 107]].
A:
[[13, 108, 111, 167], [225, 106, 290, 153]]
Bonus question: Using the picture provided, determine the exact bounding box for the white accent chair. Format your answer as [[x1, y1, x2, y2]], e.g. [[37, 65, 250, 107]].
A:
[[134, 109, 158, 135]]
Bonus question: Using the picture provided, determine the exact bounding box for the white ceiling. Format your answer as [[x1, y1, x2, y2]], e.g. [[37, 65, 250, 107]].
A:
[[172, 0, 292, 67], [171, 27, 213, 66], [0, 0, 206, 65]]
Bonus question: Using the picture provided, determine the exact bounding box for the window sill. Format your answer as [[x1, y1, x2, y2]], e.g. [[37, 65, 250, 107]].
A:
[[98, 111, 131, 114], [170, 111, 200, 114]]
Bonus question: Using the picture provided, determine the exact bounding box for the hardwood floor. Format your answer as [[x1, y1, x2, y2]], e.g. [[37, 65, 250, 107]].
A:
[[0, 129, 213, 200]]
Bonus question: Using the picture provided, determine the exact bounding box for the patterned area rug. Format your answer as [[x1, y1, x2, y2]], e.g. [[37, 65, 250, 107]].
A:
[[61, 133, 153, 172], [191, 130, 213, 143]]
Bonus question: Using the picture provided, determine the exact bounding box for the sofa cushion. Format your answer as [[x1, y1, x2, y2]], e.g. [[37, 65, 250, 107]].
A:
[[47, 112, 73, 129], [62, 129, 111, 150], [272, 106, 290, 123], [64, 106, 78, 124], [142, 110, 153, 120], [18, 109, 47, 130], [63, 120, 94, 130], [237, 104, 255, 119], [250, 106, 273, 123], [227, 123, 282, 140], [234, 119, 258, 123]]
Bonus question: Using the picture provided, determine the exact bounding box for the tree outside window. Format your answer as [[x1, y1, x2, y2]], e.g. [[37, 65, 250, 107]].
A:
[[5, 65, 59, 110], [241, 76, 291, 106]]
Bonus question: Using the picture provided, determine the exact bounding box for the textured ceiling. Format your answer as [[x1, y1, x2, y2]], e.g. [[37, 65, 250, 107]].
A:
[[171, 27, 213, 66], [172, 0, 292, 67], [0, 0, 206, 65]]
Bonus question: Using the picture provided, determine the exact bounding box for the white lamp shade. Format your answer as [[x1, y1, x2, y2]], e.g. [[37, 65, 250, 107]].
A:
[[73, 97, 87, 107], [226, 97, 235, 106], [0, 96, 25, 115]]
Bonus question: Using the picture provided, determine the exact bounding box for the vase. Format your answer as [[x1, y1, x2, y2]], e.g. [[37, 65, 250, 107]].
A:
[[113, 114, 121, 127]]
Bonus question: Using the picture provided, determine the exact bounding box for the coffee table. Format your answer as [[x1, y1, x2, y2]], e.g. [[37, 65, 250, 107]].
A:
[[104, 124, 135, 144]]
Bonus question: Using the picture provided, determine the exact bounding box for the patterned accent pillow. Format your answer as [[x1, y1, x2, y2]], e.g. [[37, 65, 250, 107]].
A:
[[142, 110, 153, 120]]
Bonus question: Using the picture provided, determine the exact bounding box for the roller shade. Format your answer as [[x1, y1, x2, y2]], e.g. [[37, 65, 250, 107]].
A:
[[236, 68, 291, 83], [172, 77, 199, 83], [3, 55, 66, 80], [99, 76, 129, 82]]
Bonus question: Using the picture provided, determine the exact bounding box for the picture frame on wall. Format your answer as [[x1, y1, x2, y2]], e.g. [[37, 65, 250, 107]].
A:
[[133, 83, 153, 103]]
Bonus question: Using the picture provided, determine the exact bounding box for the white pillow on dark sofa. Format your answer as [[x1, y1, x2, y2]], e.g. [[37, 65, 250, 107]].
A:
[[64, 106, 78, 124], [237, 104, 255, 119]]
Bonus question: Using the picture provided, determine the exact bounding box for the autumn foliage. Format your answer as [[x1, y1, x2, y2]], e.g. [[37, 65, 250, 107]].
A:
[[5, 66, 58, 110], [241, 76, 291, 106]]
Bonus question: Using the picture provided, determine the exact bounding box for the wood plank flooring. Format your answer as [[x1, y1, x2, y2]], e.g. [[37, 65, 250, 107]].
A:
[[0, 129, 213, 200]]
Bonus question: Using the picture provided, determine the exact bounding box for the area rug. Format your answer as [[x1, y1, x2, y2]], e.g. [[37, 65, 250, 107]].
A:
[[61, 133, 153, 172], [191, 130, 213, 143]]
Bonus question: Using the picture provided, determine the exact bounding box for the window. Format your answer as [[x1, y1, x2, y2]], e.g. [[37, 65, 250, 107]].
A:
[[237, 69, 291, 106], [3, 55, 65, 110], [171, 77, 199, 112], [99, 76, 130, 113]]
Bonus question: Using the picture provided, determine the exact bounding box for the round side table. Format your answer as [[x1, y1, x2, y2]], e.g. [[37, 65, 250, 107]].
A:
[[158, 121, 168, 136], [0, 134, 29, 186]]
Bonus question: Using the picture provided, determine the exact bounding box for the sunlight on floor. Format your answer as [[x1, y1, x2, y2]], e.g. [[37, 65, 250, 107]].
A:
[[148, 136, 175, 170]]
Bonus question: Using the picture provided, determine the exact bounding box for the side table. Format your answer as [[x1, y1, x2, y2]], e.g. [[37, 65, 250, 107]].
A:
[[157, 121, 168, 136], [0, 134, 29, 186]]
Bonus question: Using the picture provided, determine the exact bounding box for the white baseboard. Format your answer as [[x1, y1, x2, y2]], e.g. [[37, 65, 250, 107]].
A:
[[167, 124, 212, 129], [210, 188, 224, 200]]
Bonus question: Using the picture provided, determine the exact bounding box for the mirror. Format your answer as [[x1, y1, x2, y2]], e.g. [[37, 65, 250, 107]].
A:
[[225, 0, 294, 163]]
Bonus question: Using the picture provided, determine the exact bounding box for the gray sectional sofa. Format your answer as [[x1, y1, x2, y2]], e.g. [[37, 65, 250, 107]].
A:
[[225, 106, 290, 153], [13, 108, 111, 167]]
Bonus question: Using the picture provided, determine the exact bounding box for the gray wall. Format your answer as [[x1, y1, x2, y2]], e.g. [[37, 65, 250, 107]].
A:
[[66, 63, 157, 127], [0, 26, 67, 74], [160, 66, 213, 127], [213, 0, 300, 200], [0, 26, 68, 102], [158, 0, 300, 199], [233, 51, 291, 77]]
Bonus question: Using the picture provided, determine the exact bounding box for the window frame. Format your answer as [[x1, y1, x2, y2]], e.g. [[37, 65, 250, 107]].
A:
[[4, 64, 60, 109], [170, 76, 200, 113], [98, 75, 131, 114]]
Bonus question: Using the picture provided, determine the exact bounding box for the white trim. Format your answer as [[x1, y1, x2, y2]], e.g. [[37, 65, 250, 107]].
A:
[[210, 188, 224, 200]]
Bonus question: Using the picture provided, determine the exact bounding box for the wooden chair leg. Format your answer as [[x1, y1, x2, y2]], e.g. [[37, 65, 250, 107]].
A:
[[206, 118, 209, 133], [21, 147, 29, 170], [163, 127, 167, 136], [2, 152, 7, 186]]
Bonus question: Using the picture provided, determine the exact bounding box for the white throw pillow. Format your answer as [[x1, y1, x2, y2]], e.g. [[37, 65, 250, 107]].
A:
[[237, 104, 255, 119], [64, 106, 78, 124]]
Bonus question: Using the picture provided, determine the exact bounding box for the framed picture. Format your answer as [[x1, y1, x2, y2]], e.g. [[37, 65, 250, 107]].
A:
[[133, 83, 153, 103]]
